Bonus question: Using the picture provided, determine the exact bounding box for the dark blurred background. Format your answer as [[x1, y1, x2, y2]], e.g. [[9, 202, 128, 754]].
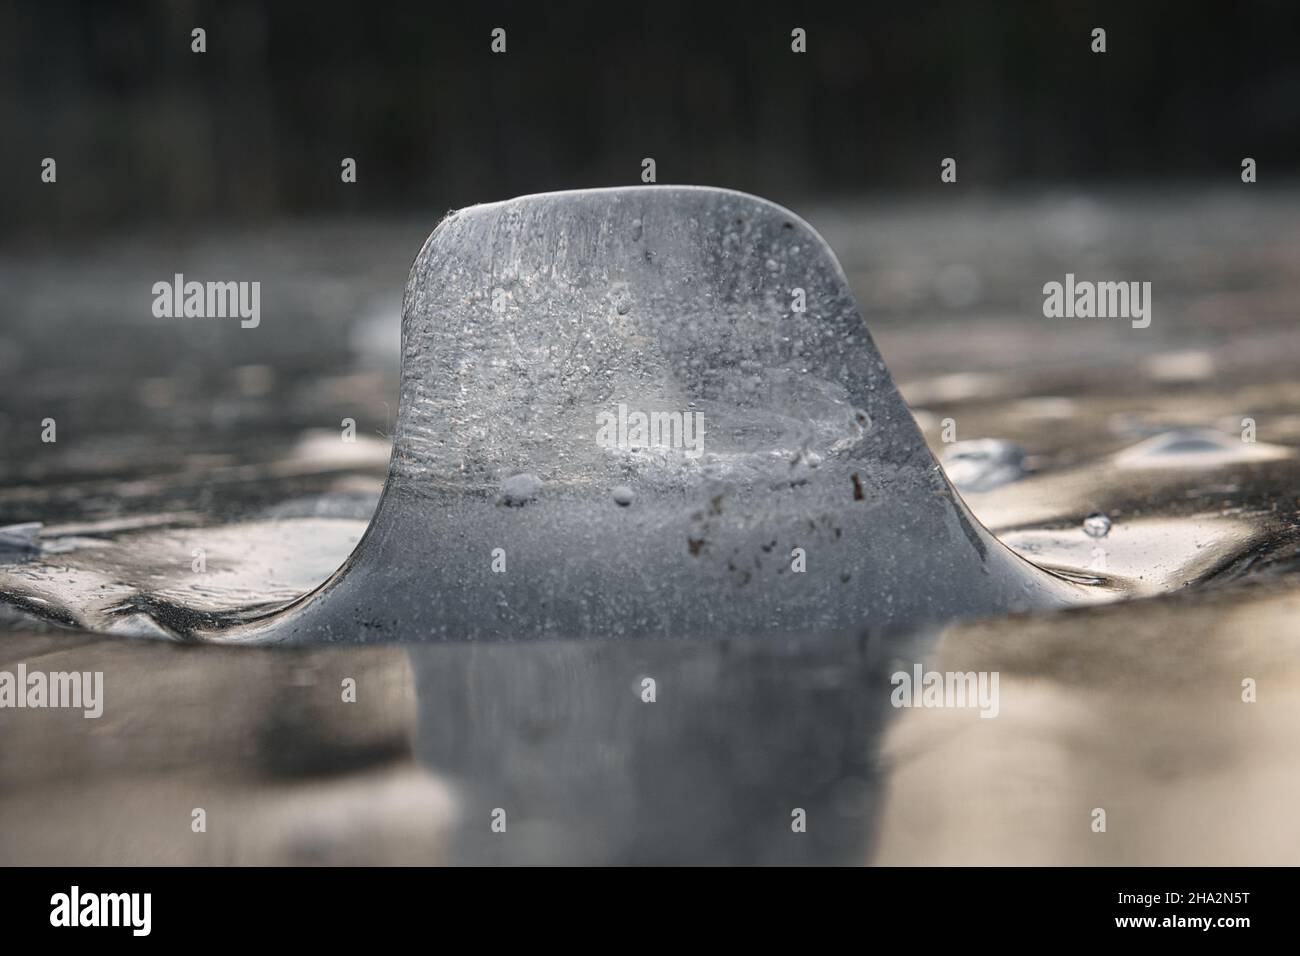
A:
[[3, 0, 1299, 240]]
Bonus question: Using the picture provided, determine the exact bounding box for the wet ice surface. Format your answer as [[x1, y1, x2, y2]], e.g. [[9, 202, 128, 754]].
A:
[[3, 189, 1300, 863]]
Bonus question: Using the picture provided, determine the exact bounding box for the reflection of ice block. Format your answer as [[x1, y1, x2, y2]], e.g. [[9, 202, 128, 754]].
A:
[[407, 630, 923, 864], [227, 186, 1082, 644]]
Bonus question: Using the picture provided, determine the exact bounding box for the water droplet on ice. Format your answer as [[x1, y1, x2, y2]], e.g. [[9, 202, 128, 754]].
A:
[[1083, 512, 1112, 538], [612, 485, 635, 506]]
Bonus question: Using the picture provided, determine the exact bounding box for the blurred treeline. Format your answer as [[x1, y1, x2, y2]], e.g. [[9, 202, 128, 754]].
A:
[[2, 0, 1298, 238]]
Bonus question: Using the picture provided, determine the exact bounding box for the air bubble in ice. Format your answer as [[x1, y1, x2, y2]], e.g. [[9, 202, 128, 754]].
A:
[[498, 473, 543, 506]]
